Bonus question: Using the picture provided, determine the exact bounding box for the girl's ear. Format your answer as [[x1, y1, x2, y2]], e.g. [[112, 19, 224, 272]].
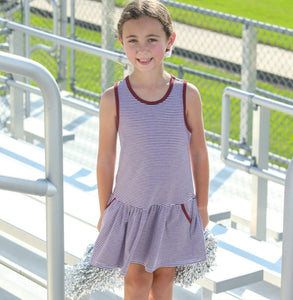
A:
[[118, 35, 124, 46], [167, 32, 176, 49], [165, 32, 176, 57]]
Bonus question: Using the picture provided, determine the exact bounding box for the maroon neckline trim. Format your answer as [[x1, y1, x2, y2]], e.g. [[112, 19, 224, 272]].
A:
[[126, 75, 175, 105]]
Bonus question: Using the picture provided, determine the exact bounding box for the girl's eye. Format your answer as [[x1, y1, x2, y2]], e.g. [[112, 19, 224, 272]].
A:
[[148, 38, 157, 43], [128, 39, 137, 43]]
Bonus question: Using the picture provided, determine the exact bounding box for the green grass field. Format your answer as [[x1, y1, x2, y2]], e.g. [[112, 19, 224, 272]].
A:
[[170, 1, 292, 51], [117, 0, 293, 51], [173, 0, 293, 29], [117, 0, 293, 29]]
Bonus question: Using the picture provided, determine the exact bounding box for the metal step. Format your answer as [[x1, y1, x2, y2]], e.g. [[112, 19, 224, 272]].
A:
[[0, 132, 282, 300], [0, 232, 47, 300]]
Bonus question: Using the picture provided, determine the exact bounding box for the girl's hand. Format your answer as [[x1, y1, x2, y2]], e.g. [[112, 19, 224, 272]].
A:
[[198, 206, 209, 229]]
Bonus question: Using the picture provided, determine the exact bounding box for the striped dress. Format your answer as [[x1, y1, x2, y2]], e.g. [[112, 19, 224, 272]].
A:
[[90, 75, 206, 276]]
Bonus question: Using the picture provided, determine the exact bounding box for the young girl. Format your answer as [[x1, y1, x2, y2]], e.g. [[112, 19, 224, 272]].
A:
[[90, 1, 210, 299]]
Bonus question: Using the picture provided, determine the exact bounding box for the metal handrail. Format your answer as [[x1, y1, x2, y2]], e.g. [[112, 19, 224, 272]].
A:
[[0, 51, 64, 300], [0, 18, 129, 65], [221, 86, 293, 299], [281, 157, 293, 300], [0, 74, 100, 116], [28, 0, 59, 54], [221, 87, 292, 185]]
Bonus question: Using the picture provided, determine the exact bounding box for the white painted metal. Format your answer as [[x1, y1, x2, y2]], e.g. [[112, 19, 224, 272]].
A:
[[0, 52, 64, 300], [58, 0, 67, 89], [0, 18, 129, 65], [221, 87, 292, 185], [9, 29, 24, 139], [221, 87, 293, 239], [240, 24, 257, 147], [101, 0, 115, 91], [0, 74, 100, 116], [281, 158, 293, 300], [251, 104, 270, 240], [0, 176, 57, 197]]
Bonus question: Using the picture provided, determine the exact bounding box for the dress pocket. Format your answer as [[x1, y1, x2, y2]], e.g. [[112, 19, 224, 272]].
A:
[[105, 197, 116, 209], [181, 203, 192, 224]]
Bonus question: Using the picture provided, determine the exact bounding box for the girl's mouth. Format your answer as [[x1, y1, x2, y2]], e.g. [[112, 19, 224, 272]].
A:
[[137, 58, 152, 65]]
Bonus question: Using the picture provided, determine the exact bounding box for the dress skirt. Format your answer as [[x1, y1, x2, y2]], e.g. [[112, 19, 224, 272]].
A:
[[65, 196, 217, 299]]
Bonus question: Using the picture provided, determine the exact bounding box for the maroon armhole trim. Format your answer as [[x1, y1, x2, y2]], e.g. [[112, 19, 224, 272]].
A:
[[181, 204, 192, 223], [105, 197, 116, 209], [183, 80, 192, 133], [114, 83, 119, 129]]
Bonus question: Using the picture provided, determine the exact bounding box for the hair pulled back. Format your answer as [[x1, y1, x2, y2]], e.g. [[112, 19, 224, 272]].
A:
[[117, 0, 173, 38]]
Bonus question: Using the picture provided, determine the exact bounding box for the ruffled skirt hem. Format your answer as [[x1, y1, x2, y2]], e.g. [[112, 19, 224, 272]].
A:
[[65, 229, 217, 300]]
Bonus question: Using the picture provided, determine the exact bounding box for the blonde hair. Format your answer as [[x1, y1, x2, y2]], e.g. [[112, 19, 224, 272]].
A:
[[117, 0, 173, 38]]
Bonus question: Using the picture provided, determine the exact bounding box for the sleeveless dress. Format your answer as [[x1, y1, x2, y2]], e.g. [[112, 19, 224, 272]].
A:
[[90, 75, 206, 275]]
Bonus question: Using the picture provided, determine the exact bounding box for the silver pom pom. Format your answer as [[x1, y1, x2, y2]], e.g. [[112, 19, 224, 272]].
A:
[[65, 245, 123, 299], [65, 230, 217, 299]]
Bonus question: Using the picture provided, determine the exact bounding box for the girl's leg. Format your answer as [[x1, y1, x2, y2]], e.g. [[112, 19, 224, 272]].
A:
[[124, 263, 153, 300], [149, 267, 175, 300]]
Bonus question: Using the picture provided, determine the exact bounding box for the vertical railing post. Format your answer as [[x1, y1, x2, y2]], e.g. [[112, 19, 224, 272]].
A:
[[240, 25, 270, 240], [9, 29, 24, 139], [240, 24, 257, 147], [42, 62, 64, 300], [250, 104, 270, 240], [281, 158, 293, 300], [24, 0, 31, 118], [101, 0, 115, 91], [221, 90, 231, 160], [70, 0, 76, 91], [57, 0, 67, 90]]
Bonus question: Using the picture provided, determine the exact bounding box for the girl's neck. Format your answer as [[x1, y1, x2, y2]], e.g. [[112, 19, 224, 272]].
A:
[[129, 69, 170, 89], [128, 70, 172, 102]]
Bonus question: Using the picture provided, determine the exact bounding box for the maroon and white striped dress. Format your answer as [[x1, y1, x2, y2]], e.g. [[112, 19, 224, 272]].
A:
[[90, 75, 206, 276]]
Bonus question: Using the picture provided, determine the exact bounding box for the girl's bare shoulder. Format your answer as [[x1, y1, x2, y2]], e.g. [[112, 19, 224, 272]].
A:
[[100, 86, 116, 113], [185, 82, 202, 110]]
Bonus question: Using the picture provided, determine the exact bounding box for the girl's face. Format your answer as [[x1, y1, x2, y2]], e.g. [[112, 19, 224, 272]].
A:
[[119, 16, 175, 73]]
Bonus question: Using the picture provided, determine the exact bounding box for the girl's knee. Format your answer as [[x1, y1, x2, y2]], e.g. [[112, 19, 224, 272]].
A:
[[151, 267, 175, 293], [124, 264, 153, 299], [125, 274, 151, 291]]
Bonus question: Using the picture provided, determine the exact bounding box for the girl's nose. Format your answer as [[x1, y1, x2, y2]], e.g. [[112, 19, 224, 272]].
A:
[[137, 42, 148, 53]]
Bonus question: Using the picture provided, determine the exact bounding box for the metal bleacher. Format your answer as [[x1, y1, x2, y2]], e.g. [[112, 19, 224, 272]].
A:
[[0, 53, 287, 298], [0, 119, 284, 300]]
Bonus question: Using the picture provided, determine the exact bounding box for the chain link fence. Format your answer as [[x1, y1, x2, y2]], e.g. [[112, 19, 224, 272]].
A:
[[0, 0, 292, 245], [1, 0, 292, 169]]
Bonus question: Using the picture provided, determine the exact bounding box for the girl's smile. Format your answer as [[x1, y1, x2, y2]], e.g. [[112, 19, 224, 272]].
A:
[[137, 57, 152, 65]]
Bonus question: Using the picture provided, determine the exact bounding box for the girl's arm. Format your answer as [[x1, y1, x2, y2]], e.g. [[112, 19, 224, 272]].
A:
[[96, 87, 117, 231], [185, 83, 210, 229]]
